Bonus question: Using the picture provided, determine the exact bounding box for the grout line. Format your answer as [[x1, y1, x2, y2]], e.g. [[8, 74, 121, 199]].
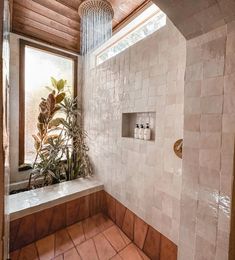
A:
[[116, 226, 129, 247], [66, 225, 77, 248], [34, 242, 40, 259], [91, 237, 101, 260], [142, 225, 149, 252], [102, 229, 118, 254]]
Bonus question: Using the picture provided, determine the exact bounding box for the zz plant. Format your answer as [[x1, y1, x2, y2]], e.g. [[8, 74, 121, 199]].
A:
[[28, 78, 92, 188]]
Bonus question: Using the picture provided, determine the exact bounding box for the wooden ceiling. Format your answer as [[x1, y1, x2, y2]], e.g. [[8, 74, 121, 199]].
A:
[[11, 0, 150, 53]]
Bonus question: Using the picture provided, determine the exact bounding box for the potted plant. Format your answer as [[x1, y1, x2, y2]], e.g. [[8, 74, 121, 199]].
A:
[[28, 77, 92, 189]]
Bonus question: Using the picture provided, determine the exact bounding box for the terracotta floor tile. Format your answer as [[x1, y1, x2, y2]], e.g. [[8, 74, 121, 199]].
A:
[[119, 243, 145, 260], [76, 239, 99, 260], [119, 228, 131, 245], [67, 222, 85, 246], [105, 193, 116, 222], [93, 233, 116, 260], [63, 247, 81, 260], [160, 235, 177, 260], [82, 217, 100, 239], [136, 247, 151, 260], [18, 243, 39, 260], [134, 216, 148, 249], [51, 255, 63, 260], [92, 213, 114, 232], [12, 213, 159, 260], [115, 201, 126, 228], [122, 209, 135, 240], [36, 234, 55, 260], [10, 249, 20, 260], [110, 254, 122, 260], [143, 226, 161, 260], [103, 225, 128, 252], [55, 229, 74, 256]]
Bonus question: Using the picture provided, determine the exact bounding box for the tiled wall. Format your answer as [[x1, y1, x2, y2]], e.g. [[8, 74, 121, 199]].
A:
[[83, 18, 186, 245], [179, 24, 235, 260], [10, 190, 178, 260]]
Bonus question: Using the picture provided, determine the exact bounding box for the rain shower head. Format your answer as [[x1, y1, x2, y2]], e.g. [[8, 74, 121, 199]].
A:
[[78, 0, 114, 55], [78, 0, 114, 19]]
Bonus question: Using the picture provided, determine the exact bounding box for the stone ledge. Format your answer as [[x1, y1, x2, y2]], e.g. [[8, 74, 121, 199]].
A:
[[8, 178, 104, 221]]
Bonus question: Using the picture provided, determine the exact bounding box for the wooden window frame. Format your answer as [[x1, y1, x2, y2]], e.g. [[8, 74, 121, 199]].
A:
[[19, 39, 78, 166]]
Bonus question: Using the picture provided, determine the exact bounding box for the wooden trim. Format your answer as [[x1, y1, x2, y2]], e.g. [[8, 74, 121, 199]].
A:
[[19, 39, 78, 165], [12, 29, 79, 54], [18, 40, 25, 166], [0, 0, 4, 258], [113, 0, 151, 33]]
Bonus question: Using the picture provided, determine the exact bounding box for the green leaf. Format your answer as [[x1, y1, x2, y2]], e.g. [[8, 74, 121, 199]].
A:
[[51, 77, 57, 88], [55, 92, 66, 103], [57, 79, 65, 91], [48, 118, 64, 129]]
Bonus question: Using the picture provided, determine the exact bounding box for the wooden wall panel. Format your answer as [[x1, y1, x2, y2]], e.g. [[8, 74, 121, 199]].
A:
[[11, 0, 149, 53], [0, 0, 4, 257]]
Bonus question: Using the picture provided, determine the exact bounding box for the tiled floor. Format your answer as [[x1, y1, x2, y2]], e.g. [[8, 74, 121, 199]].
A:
[[10, 213, 150, 260]]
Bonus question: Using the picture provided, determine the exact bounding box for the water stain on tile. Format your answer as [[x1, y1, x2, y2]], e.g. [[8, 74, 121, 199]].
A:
[[92, 213, 114, 232], [82, 217, 100, 239]]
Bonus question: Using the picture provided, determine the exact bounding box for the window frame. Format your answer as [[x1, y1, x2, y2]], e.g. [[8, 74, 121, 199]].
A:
[[19, 39, 78, 166], [94, 5, 166, 65]]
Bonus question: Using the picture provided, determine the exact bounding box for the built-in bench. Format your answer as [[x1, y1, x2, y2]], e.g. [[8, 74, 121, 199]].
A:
[[9, 178, 104, 221]]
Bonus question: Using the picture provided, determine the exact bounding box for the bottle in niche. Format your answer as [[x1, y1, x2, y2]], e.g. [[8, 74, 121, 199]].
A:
[[139, 124, 144, 140], [144, 123, 151, 140], [134, 124, 139, 139]]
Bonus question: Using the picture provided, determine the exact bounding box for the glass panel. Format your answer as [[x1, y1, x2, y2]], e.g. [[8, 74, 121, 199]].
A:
[[24, 46, 74, 163], [97, 11, 166, 65]]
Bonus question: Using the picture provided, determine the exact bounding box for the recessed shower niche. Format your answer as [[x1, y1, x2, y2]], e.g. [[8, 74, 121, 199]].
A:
[[122, 112, 156, 141]]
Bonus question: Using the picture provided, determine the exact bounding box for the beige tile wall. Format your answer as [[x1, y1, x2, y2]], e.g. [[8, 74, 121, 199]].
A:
[[179, 23, 235, 260], [83, 18, 186, 245]]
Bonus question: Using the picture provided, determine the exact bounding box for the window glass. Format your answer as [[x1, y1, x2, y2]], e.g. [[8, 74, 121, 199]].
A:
[[96, 8, 166, 65], [24, 46, 74, 163]]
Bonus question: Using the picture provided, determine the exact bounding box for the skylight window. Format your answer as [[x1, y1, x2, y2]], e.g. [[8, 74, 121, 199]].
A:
[[95, 4, 166, 65]]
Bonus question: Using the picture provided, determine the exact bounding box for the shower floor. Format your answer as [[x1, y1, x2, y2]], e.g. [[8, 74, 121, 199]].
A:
[[10, 213, 150, 260]]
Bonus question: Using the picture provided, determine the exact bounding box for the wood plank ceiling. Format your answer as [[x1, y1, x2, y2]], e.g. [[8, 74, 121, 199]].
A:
[[11, 0, 150, 53]]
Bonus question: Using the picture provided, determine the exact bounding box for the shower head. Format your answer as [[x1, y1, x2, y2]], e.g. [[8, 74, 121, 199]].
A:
[[78, 0, 114, 19]]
